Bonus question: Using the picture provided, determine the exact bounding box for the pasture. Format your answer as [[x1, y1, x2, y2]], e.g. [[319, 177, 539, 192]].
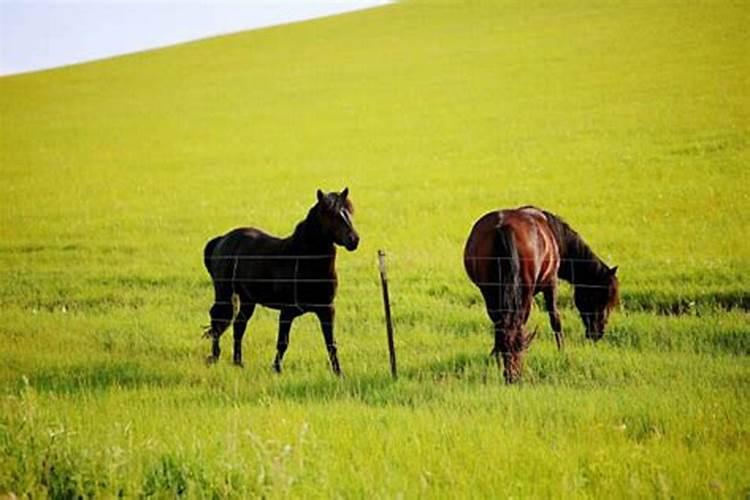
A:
[[1, 0, 748, 496]]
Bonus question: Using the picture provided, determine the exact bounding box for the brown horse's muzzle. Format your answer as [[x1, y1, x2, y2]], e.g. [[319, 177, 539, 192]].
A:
[[586, 331, 604, 342], [582, 312, 606, 341]]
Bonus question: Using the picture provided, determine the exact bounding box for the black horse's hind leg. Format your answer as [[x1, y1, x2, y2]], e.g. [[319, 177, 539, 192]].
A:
[[543, 285, 564, 351], [273, 307, 301, 373], [206, 284, 234, 364], [315, 306, 341, 376], [232, 300, 256, 367]]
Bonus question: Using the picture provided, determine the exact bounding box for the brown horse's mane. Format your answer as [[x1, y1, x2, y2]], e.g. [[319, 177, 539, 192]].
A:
[[538, 208, 613, 286]]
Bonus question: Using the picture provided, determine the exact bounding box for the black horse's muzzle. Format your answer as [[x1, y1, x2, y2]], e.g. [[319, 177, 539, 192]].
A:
[[344, 233, 360, 251]]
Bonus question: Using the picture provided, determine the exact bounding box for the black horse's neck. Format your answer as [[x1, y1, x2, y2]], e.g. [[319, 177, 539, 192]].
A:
[[544, 211, 609, 285], [289, 206, 335, 256]]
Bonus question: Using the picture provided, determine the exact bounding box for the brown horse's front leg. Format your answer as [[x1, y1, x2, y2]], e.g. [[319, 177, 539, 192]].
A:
[[543, 285, 564, 351], [489, 329, 503, 370], [315, 306, 341, 376]]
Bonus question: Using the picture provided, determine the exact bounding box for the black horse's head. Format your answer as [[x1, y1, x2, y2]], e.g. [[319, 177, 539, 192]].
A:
[[574, 266, 619, 341], [316, 188, 359, 251]]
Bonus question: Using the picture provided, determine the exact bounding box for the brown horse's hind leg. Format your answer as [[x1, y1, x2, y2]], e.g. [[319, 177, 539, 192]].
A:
[[491, 325, 517, 384], [543, 285, 564, 351]]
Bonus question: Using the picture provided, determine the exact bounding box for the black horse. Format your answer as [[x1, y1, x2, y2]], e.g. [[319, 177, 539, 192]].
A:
[[203, 188, 359, 375]]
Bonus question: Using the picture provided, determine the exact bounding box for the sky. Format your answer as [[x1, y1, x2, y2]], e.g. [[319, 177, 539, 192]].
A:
[[0, 0, 391, 76]]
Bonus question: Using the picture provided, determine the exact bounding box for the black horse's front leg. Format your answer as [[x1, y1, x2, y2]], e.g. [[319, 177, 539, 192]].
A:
[[273, 307, 300, 373], [315, 306, 341, 376]]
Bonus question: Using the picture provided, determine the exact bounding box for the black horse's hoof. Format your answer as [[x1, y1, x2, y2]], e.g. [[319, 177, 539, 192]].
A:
[[272, 363, 282, 374], [205, 355, 219, 365], [233, 361, 244, 368]]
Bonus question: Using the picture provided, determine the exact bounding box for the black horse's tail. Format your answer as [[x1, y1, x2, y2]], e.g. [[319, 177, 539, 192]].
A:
[[495, 224, 522, 330], [203, 236, 222, 278]]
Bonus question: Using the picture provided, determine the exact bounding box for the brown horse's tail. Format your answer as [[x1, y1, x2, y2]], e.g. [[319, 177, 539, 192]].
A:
[[203, 236, 222, 278], [495, 224, 523, 330]]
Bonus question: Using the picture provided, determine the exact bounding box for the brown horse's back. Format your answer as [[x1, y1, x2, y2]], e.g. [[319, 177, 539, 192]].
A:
[[464, 207, 559, 291], [463, 211, 501, 286]]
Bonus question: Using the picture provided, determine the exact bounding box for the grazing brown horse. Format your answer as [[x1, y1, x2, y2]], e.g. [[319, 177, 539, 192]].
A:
[[464, 206, 619, 383], [203, 188, 359, 375]]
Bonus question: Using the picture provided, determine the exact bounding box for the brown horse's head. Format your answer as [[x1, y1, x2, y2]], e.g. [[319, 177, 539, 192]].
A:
[[574, 266, 619, 341], [316, 188, 360, 251]]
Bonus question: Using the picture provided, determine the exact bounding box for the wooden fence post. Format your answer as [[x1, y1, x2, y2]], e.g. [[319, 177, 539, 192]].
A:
[[378, 250, 397, 380]]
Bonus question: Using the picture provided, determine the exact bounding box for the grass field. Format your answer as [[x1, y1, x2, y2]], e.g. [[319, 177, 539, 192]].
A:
[[1, 0, 749, 496]]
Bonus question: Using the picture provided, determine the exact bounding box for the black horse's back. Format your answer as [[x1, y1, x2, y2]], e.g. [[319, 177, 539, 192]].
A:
[[203, 235, 222, 278], [204, 228, 280, 278]]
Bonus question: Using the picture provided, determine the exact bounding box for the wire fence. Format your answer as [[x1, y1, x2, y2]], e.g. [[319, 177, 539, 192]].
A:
[[197, 253, 619, 316], [8, 252, 743, 321]]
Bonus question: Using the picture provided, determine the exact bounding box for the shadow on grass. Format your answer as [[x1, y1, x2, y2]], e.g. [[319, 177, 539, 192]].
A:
[[267, 371, 446, 407], [623, 289, 750, 315], [605, 323, 750, 356], [15, 343, 744, 405], [260, 349, 638, 406], [18, 361, 186, 395]]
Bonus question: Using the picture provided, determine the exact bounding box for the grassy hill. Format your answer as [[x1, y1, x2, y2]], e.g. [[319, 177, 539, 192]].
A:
[[1, 0, 748, 496]]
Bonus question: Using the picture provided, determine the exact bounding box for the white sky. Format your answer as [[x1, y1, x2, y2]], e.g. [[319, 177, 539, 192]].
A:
[[0, 1, 391, 75]]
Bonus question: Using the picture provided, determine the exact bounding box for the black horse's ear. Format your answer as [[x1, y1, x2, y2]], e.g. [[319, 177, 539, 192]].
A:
[[341, 187, 349, 199], [316, 189, 324, 202], [610, 266, 618, 276]]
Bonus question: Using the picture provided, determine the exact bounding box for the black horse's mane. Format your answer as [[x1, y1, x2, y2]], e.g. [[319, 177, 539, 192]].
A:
[[289, 206, 328, 249], [289, 195, 355, 253]]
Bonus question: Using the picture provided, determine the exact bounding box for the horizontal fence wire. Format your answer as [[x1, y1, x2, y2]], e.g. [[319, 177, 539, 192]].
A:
[[464, 256, 617, 263], [206, 255, 335, 260], [205, 254, 619, 263], [463, 282, 611, 289], [198, 252, 616, 314], [5, 254, 631, 318], [211, 301, 337, 308], [212, 278, 339, 283], [207, 304, 610, 315]]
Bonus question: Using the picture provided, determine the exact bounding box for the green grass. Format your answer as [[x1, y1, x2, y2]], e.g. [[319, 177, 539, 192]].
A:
[[1, 0, 749, 496]]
